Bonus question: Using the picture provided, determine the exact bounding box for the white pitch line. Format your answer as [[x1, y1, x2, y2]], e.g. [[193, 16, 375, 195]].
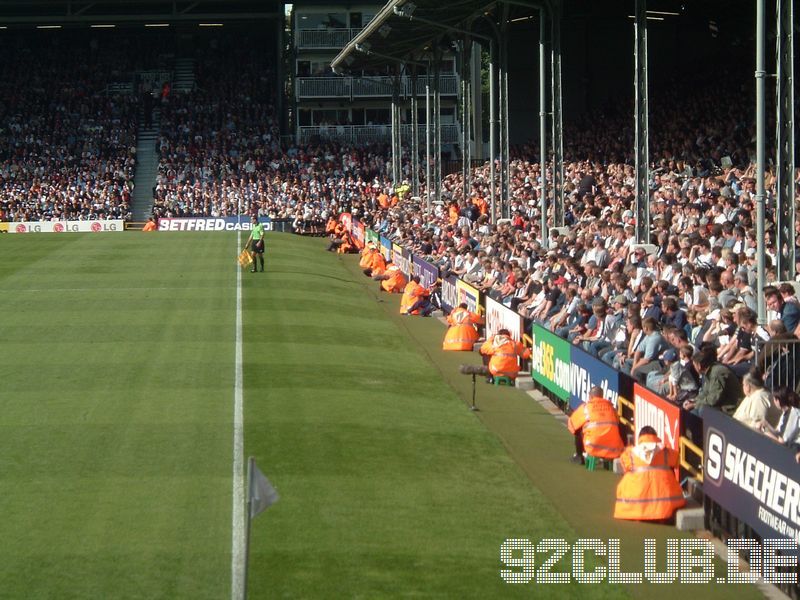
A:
[[231, 231, 245, 600]]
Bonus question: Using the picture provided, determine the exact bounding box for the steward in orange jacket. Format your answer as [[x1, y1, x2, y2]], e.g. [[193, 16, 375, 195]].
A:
[[567, 385, 625, 464], [142, 217, 157, 231], [359, 243, 376, 268], [363, 248, 387, 277], [479, 328, 531, 381], [614, 427, 686, 521], [400, 276, 429, 314], [337, 232, 355, 254], [325, 217, 338, 235], [443, 303, 484, 351], [379, 263, 407, 293]]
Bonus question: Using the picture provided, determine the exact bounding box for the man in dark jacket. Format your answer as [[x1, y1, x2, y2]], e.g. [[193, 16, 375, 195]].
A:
[[682, 345, 743, 416]]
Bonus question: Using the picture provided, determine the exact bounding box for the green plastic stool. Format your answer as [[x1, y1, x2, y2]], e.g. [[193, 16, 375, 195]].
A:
[[585, 456, 609, 471], [493, 376, 514, 386]]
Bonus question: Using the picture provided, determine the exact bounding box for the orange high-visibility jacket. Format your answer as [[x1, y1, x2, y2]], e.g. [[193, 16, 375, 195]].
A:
[[614, 435, 686, 521], [142, 220, 157, 232], [359, 246, 376, 268], [443, 307, 484, 351], [567, 398, 625, 459], [400, 280, 420, 314], [337, 233, 354, 254], [381, 264, 407, 293], [325, 217, 338, 234], [368, 251, 387, 276], [479, 334, 531, 378]]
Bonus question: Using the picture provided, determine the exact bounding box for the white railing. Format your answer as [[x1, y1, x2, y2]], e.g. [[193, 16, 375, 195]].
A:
[[298, 124, 461, 145], [296, 28, 360, 49], [295, 75, 459, 99]]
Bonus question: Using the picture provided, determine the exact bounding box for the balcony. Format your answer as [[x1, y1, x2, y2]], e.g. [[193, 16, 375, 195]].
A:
[[295, 75, 459, 99], [297, 124, 461, 145], [296, 28, 360, 49]]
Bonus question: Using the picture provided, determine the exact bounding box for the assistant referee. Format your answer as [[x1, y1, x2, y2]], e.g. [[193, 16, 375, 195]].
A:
[[246, 215, 266, 273]]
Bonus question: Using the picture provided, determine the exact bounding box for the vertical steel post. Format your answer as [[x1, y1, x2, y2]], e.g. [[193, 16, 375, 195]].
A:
[[539, 8, 548, 241], [775, 0, 796, 280], [634, 0, 650, 243], [756, 0, 767, 323]]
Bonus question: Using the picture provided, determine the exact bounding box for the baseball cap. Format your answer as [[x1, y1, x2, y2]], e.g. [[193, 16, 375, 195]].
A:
[[613, 294, 629, 305]]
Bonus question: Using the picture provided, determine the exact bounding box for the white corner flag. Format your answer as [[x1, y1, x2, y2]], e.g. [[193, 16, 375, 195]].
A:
[[248, 458, 279, 519], [242, 458, 279, 599]]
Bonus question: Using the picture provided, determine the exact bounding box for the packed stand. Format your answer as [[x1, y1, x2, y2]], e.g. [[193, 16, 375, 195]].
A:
[[0, 32, 148, 222], [335, 69, 800, 457]]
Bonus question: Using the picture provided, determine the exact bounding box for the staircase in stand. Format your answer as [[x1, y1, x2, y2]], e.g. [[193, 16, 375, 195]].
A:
[[131, 108, 161, 223], [172, 57, 196, 93]]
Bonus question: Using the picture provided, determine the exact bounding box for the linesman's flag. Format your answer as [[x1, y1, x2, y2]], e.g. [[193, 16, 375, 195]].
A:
[[249, 459, 279, 519]]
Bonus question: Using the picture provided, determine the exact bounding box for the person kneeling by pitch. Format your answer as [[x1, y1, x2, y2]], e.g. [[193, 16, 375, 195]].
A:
[[614, 426, 685, 521], [567, 385, 624, 465]]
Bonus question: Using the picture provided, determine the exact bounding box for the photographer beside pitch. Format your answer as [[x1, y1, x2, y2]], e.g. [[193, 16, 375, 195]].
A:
[[245, 215, 266, 273]]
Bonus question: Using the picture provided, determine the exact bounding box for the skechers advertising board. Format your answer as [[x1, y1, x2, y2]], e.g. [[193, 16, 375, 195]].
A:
[[704, 408, 800, 546]]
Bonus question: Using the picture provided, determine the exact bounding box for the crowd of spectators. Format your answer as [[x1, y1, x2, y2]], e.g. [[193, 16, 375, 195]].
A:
[[0, 32, 161, 222]]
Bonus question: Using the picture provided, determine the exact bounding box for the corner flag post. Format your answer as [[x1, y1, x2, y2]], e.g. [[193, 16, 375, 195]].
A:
[[243, 456, 254, 600], [244, 456, 280, 599]]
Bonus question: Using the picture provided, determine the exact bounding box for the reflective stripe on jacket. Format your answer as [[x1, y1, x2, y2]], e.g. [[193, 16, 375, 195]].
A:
[[614, 437, 685, 521]]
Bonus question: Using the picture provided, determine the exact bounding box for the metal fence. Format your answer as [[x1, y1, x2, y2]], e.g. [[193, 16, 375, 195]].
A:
[[295, 75, 459, 99], [297, 123, 460, 145], [754, 337, 800, 393], [296, 28, 359, 49]]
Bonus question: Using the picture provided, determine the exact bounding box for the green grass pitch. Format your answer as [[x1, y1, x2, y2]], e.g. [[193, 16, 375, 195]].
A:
[[0, 232, 762, 599]]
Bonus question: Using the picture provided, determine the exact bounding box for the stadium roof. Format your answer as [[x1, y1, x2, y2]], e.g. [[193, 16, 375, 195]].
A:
[[0, 0, 281, 24], [331, 0, 503, 73], [331, 0, 760, 74]]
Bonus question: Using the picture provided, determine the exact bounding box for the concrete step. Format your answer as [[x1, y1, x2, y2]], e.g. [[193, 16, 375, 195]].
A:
[[675, 505, 704, 531], [515, 375, 534, 391]]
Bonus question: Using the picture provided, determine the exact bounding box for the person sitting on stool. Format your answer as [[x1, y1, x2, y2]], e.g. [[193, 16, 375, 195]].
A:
[[567, 385, 625, 465], [614, 426, 686, 522], [479, 328, 531, 383]]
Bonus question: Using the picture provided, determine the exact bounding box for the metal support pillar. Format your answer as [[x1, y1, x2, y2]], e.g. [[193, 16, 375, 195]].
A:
[[470, 43, 484, 160], [776, 0, 796, 280], [756, 0, 767, 323], [410, 70, 420, 197], [461, 39, 470, 200], [539, 8, 548, 240], [391, 72, 402, 187], [499, 8, 511, 218], [550, 1, 564, 227], [489, 39, 497, 223], [425, 71, 432, 215], [433, 53, 443, 206], [634, 0, 650, 243]]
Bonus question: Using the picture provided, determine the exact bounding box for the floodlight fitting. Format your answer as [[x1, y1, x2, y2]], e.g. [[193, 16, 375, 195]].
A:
[[394, 2, 416, 18], [355, 42, 371, 53], [379, 24, 392, 38]]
